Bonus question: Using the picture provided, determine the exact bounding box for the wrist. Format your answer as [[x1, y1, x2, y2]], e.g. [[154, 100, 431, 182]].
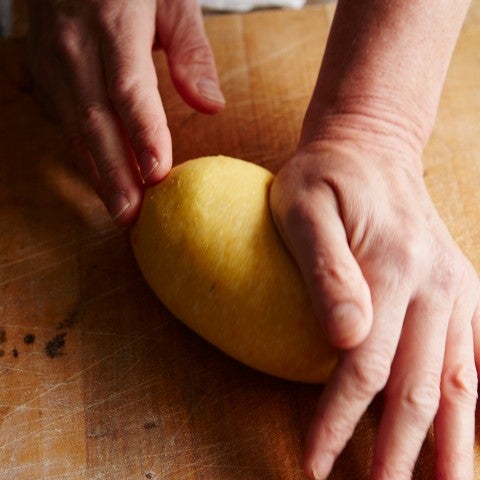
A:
[[299, 0, 471, 173], [299, 97, 426, 175]]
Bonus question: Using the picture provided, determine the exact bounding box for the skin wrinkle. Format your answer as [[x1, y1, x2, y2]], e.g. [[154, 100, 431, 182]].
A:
[[25, 0, 479, 478]]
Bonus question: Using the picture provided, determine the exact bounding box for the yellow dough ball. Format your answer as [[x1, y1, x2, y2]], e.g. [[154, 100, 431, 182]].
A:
[[130, 156, 336, 383]]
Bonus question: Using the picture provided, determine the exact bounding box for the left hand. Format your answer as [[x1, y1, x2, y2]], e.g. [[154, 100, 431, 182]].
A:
[[270, 143, 480, 478], [26, 0, 224, 225]]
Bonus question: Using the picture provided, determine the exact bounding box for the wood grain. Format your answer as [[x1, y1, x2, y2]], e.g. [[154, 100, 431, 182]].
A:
[[0, 3, 479, 479]]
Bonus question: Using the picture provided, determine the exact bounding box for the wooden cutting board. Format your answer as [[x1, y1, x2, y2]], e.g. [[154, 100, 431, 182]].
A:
[[1, 3, 479, 479]]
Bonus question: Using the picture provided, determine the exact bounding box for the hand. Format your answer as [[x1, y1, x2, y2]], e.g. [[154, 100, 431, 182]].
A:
[[26, 0, 225, 225], [270, 144, 480, 478]]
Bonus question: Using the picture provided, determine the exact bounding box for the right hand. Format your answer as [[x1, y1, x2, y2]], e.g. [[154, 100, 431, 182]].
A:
[[26, 0, 225, 225], [271, 143, 480, 478]]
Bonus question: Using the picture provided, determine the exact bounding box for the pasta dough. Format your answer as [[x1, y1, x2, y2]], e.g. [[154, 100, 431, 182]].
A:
[[130, 156, 336, 383]]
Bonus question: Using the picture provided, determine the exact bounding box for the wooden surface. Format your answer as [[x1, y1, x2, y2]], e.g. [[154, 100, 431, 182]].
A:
[[1, 3, 479, 479]]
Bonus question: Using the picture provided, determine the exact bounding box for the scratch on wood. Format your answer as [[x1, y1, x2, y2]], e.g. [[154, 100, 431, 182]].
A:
[[0, 324, 165, 452], [220, 32, 318, 84], [0, 228, 121, 288]]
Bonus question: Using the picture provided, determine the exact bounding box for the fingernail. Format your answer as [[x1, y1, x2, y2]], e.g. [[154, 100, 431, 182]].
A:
[[196, 78, 225, 106], [109, 192, 131, 221], [327, 302, 367, 349], [140, 152, 159, 181]]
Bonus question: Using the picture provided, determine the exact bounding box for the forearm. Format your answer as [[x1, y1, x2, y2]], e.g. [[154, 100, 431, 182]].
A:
[[301, 0, 471, 162]]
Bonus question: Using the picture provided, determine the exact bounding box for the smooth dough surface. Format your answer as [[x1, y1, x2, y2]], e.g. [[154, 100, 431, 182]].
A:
[[131, 156, 336, 383]]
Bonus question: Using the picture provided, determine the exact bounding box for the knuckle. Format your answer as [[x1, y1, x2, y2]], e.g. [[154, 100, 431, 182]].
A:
[[99, 162, 123, 192], [310, 259, 355, 293], [441, 364, 478, 406], [77, 102, 108, 138], [392, 226, 425, 276], [387, 373, 441, 422], [107, 81, 167, 149], [107, 70, 143, 107], [321, 420, 353, 452], [347, 353, 391, 398], [174, 42, 215, 68], [434, 257, 464, 295], [129, 118, 166, 154], [52, 20, 83, 60], [95, 2, 121, 31], [106, 71, 166, 144], [402, 381, 441, 417]]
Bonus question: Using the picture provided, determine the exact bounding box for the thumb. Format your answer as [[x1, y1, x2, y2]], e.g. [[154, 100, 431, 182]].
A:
[[157, 0, 225, 114], [270, 179, 373, 350]]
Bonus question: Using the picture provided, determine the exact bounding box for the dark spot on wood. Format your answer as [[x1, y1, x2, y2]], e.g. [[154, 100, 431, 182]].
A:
[[0, 330, 6, 344], [145, 472, 156, 479], [12, 348, 18, 358], [24, 334, 35, 344], [0, 350, 4, 357], [144, 420, 157, 430], [45, 333, 66, 358]]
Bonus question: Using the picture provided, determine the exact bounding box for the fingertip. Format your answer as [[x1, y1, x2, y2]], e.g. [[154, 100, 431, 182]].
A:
[[302, 408, 336, 480], [326, 302, 372, 349], [110, 149, 171, 226], [136, 124, 173, 184], [139, 151, 160, 181], [112, 201, 141, 227], [139, 149, 172, 185], [105, 186, 143, 227]]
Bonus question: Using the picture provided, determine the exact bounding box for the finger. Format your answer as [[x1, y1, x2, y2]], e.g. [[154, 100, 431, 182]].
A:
[[100, 3, 172, 183], [434, 301, 478, 479], [53, 77, 102, 187], [28, 15, 103, 189], [271, 181, 372, 349], [157, 0, 226, 114], [303, 285, 409, 479], [33, 59, 102, 189], [371, 295, 451, 478], [56, 27, 143, 225]]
